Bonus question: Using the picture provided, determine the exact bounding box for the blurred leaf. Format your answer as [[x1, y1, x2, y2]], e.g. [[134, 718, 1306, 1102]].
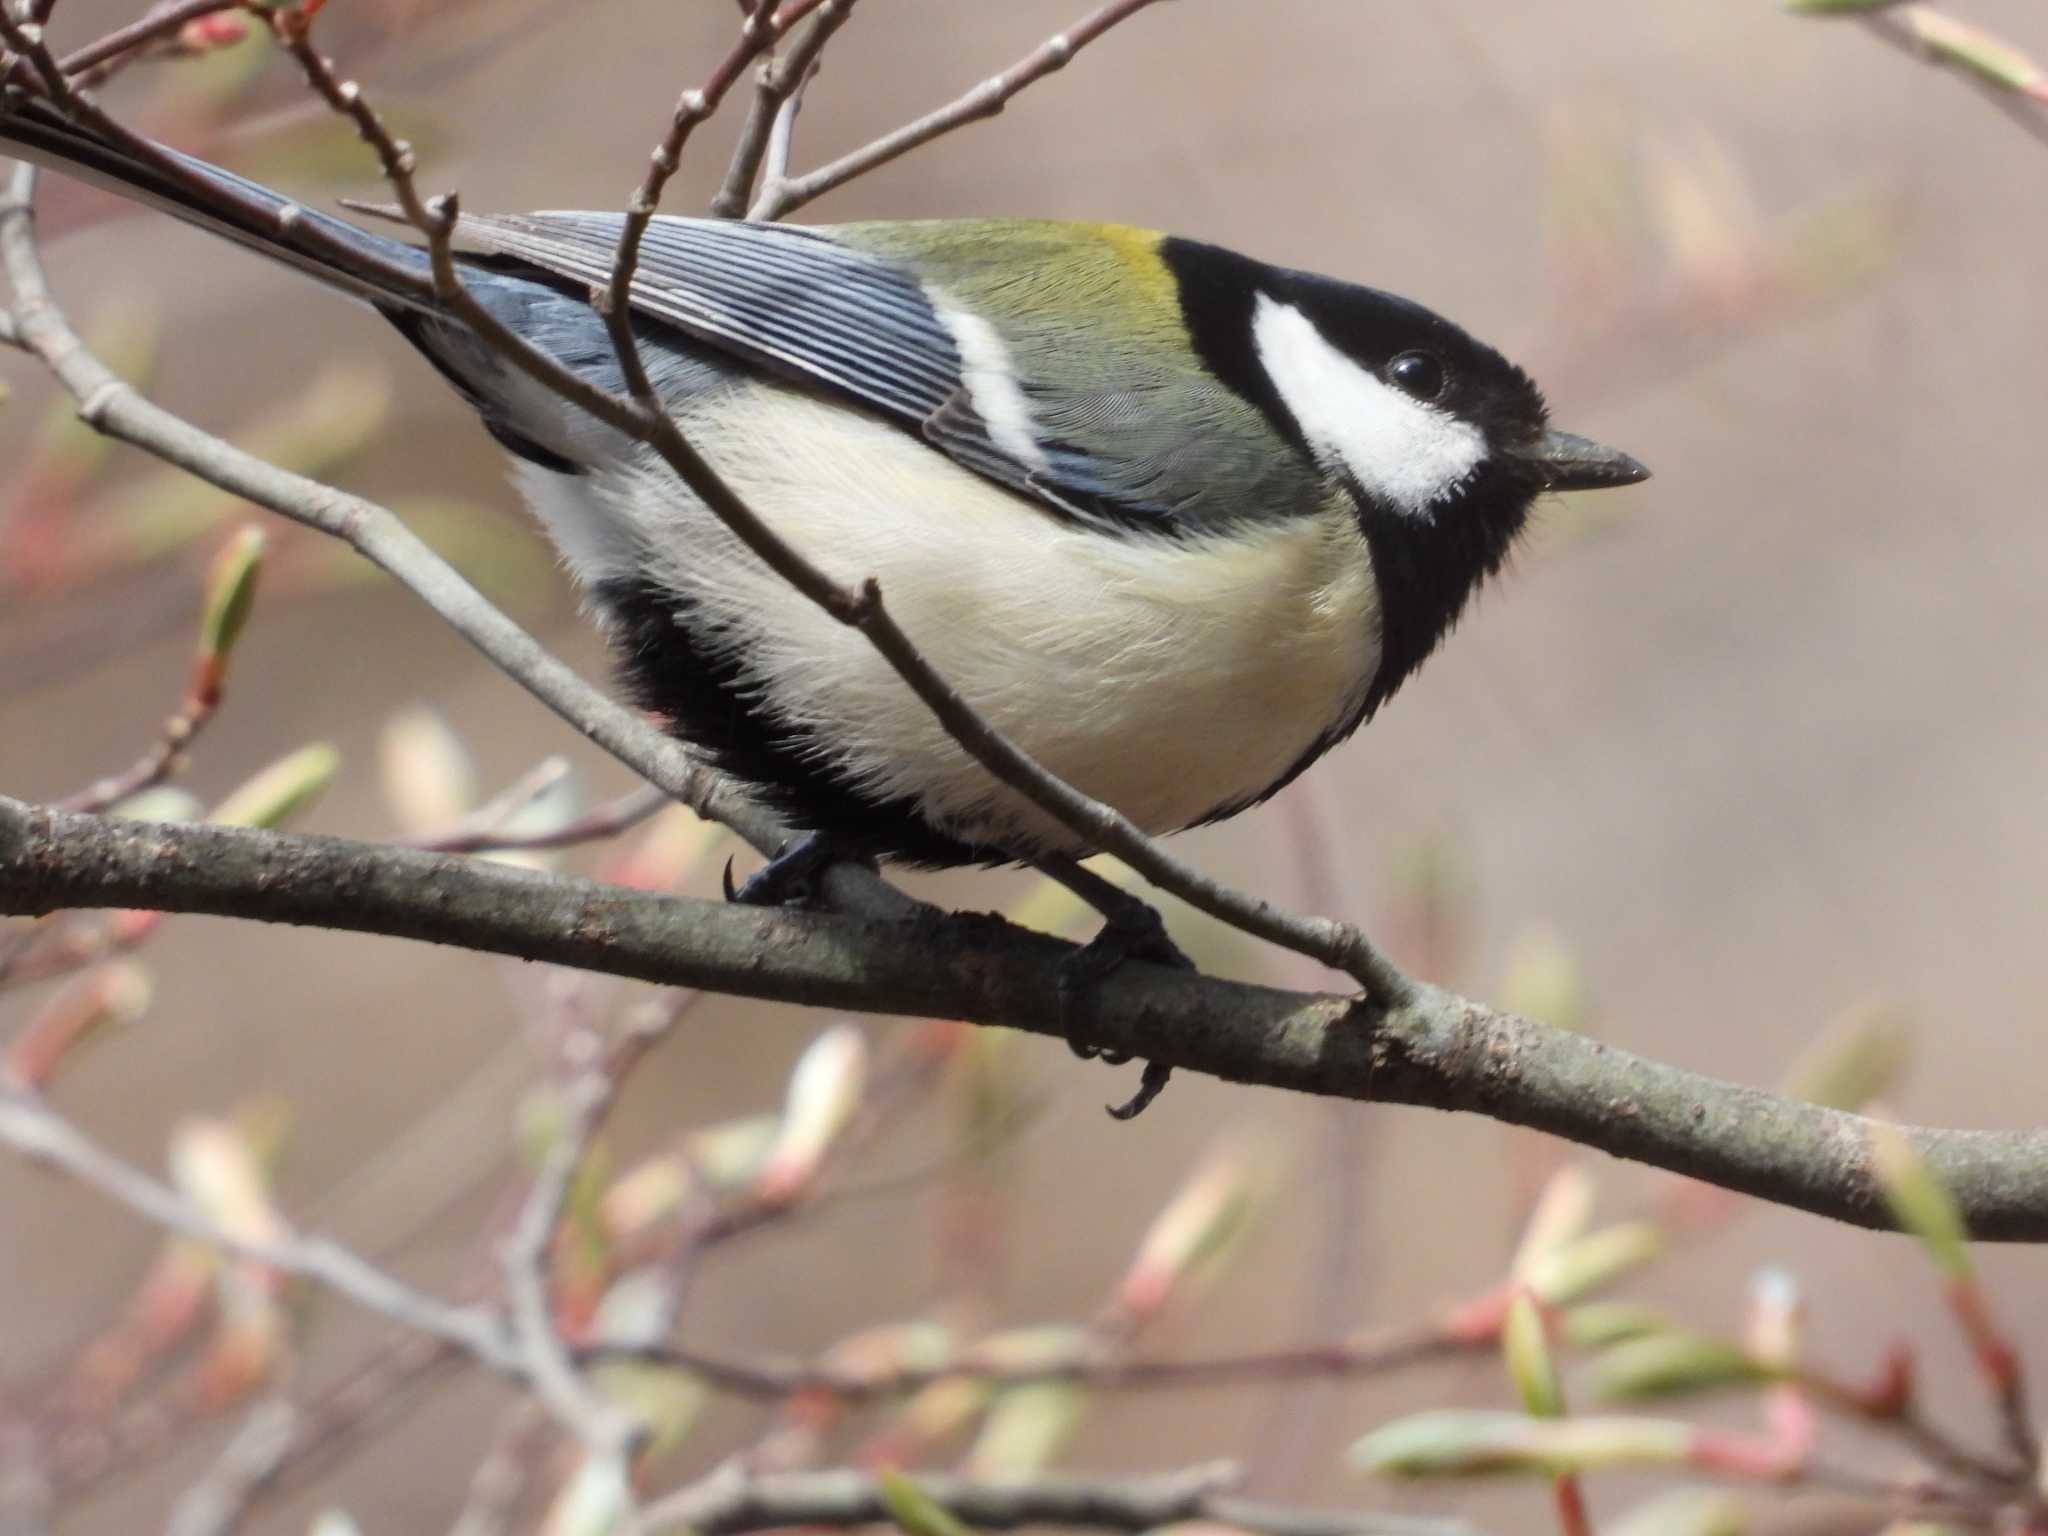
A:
[[1526, 1222, 1664, 1306], [307, 1513, 364, 1536], [822, 1320, 955, 1380], [145, 13, 274, 112], [538, 1453, 631, 1536], [685, 1114, 781, 1192], [208, 743, 339, 829], [971, 1324, 1093, 1375], [170, 1118, 289, 1248], [1352, 1409, 1691, 1478], [1510, 1165, 1596, 1284], [4, 961, 152, 1091], [1499, 930, 1588, 1033], [1644, 128, 1762, 303], [600, 1154, 691, 1245], [963, 1380, 1088, 1476], [1743, 1268, 1801, 1371], [1902, 7, 2047, 95], [1563, 1302, 1673, 1350], [755, 1023, 868, 1205], [1504, 1293, 1565, 1419], [1780, 1002, 1911, 1111], [1113, 1139, 1267, 1324], [1868, 1120, 1971, 1279], [112, 786, 206, 823], [380, 705, 477, 834], [878, 1469, 979, 1536], [603, 803, 725, 892], [1592, 1333, 1771, 1402], [198, 525, 266, 675], [1608, 1489, 1747, 1536], [477, 759, 582, 873]]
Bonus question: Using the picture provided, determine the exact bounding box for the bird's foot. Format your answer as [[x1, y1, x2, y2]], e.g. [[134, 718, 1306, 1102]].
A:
[[724, 830, 860, 908], [1039, 859, 1190, 1120]]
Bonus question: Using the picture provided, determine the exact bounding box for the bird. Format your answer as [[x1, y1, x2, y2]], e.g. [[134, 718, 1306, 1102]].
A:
[[1, 99, 1647, 892]]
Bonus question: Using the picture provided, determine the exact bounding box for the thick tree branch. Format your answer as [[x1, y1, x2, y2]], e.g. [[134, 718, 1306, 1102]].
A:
[[10, 797, 2048, 1241], [640, 1462, 1473, 1536]]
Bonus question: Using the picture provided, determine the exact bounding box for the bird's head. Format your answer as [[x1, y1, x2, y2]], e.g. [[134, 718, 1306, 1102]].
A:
[[1172, 243, 1649, 712]]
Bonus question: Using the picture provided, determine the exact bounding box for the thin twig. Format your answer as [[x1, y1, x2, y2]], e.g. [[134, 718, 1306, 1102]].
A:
[[714, 0, 857, 219], [494, 986, 687, 1456], [409, 784, 668, 857], [583, 1325, 1459, 1404], [0, 1087, 521, 1375], [596, 0, 830, 407], [446, 1400, 551, 1536], [751, 0, 1169, 219], [1856, 9, 2048, 150], [55, 0, 237, 81], [162, 1399, 296, 1536]]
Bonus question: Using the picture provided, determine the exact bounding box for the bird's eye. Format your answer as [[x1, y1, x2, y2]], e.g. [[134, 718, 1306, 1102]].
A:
[[1387, 350, 1448, 402]]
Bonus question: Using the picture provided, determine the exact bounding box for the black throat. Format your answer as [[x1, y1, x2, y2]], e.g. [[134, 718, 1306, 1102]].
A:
[[1352, 460, 1536, 720]]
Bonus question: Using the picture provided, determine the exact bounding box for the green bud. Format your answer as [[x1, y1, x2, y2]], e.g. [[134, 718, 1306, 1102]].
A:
[[198, 526, 265, 669], [1781, 1003, 1910, 1111], [1351, 1409, 1691, 1478], [877, 1470, 979, 1536], [1868, 1121, 1971, 1279], [1608, 1489, 1748, 1536], [1591, 1332, 1771, 1402], [208, 743, 339, 829], [1503, 1293, 1565, 1418], [1527, 1222, 1665, 1305]]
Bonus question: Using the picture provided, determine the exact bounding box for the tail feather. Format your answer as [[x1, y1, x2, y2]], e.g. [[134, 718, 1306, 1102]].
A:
[[0, 96, 436, 313]]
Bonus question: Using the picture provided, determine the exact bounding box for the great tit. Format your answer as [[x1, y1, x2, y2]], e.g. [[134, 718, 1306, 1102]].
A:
[[2, 102, 1647, 871]]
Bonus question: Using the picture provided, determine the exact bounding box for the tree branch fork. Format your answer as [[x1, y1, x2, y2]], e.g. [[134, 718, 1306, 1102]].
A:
[[8, 794, 2048, 1242]]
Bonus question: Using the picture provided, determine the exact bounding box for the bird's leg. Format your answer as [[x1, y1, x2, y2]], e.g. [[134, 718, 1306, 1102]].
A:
[[724, 830, 865, 908], [1033, 857, 1190, 1120]]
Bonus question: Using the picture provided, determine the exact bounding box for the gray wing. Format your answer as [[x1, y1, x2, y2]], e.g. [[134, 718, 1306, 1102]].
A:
[[445, 211, 1246, 529]]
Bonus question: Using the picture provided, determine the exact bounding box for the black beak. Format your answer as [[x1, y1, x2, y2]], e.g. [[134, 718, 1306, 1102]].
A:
[[1524, 430, 1651, 492]]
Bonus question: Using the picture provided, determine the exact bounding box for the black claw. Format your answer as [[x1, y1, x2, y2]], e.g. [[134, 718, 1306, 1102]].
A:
[[1035, 858, 1195, 1118], [721, 854, 740, 903], [1107, 1060, 1173, 1121], [728, 831, 843, 909]]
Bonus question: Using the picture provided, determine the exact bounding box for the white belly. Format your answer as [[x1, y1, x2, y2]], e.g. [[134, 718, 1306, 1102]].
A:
[[514, 384, 1382, 857]]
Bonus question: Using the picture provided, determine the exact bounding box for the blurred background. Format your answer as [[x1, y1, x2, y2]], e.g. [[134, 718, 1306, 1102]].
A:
[[5, 0, 2048, 1530]]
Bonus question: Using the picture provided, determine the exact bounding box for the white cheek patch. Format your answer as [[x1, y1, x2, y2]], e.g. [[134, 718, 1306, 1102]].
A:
[[1251, 294, 1486, 519], [927, 287, 1050, 475]]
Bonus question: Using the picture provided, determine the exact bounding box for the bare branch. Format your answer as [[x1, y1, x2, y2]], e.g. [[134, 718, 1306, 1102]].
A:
[[163, 1400, 296, 1536], [751, 0, 1170, 220], [584, 1325, 1460, 1404], [0, 1084, 520, 1374], [598, 0, 834, 407], [641, 1462, 1476, 1536], [715, 0, 858, 220], [55, 0, 238, 82], [1857, 8, 2048, 150], [407, 784, 668, 856], [14, 799, 2048, 1241]]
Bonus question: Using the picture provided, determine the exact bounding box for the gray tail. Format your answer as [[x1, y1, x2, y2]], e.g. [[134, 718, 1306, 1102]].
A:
[[0, 96, 436, 313]]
